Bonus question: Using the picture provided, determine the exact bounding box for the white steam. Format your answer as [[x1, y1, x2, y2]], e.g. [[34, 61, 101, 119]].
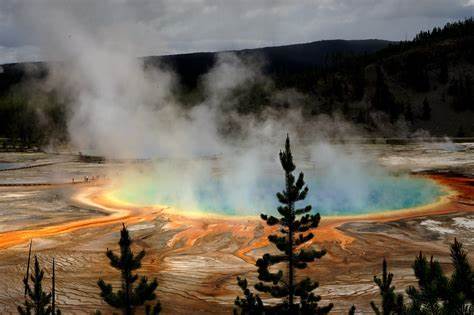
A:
[[21, 3, 443, 215]]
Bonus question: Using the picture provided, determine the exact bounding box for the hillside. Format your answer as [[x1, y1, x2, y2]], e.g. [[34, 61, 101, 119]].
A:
[[364, 37, 474, 137], [0, 39, 390, 93], [144, 39, 391, 89], [0, 18, 473, 149]]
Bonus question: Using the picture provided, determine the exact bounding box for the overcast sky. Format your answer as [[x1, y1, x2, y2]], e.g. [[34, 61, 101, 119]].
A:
[[0, 0, 473, 64]]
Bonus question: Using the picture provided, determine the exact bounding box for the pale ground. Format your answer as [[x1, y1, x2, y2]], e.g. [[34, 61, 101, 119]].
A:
[[0, 143, 472, 314]]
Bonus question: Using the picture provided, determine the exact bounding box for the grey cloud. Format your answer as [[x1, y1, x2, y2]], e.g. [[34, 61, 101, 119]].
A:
[[0, 0, 472, 63], [0, 45, 40, 64]]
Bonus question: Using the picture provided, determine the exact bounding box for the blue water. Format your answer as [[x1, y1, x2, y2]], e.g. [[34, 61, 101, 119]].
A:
[[0, 162, 26, 171], [113, 169, 445, 217]]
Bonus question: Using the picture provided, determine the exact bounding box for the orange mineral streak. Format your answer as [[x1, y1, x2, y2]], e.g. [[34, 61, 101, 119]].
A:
[[159, 175, 467, 262], [0, 175, 471, 260], [0, 185, 163, 249]]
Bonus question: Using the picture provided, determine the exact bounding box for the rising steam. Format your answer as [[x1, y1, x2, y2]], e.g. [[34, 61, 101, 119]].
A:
[[20, 3, 444, 216]]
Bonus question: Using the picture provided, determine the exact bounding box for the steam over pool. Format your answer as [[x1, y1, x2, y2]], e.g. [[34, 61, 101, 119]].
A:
[[110, 158, 446, 217]]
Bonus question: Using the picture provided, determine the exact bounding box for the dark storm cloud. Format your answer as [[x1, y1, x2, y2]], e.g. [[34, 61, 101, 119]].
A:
[[0, 0, 472, 63]]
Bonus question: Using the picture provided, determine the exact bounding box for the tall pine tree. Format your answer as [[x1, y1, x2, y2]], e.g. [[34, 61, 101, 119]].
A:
[[51, 258, 59, 315], [236, 135, 333, 314], [406, 239, 473, 314], [97, 224, 161, 315], [449, 238, 473, 303], [406, 253, 450, 314], [18, 255, 60, 315], [369, 239, 473, 314], [421, 98, 431, 121], [370, 259, 405, 315]]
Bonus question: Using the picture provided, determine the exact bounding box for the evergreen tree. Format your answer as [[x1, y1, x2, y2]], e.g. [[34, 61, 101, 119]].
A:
[[372, 66, 392, 112], [404, 51, 430, 92], [355, 110, 367, 124], [51, 259, 60, 315], [421, 98, 431, 121], [234, 277, 264, 315], [456, 126, 466, 138], [372, 66, 401, 122], [449, 75, 474, 111], [24, 241, 33, 297], [404, 248, 472, 314], [404, 104, 414, 123], [370, 259, 405, 315], [19, 241, 33, 314], [350, 65, 365, 101], [342, 102, 350, 119], [439, 55, 449, 84], [405, 253, 450, 314], [97, 224, 161, 315], [449, 238, 473, 305], [18, 256, 60, 315], [369, 239, 473, 314], [236, 135, 333, 314]]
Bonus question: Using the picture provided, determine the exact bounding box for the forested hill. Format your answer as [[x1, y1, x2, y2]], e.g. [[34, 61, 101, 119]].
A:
[[145, 39, 392, 89], [0, 18, 473, 148], [0, 39, 391, 93]]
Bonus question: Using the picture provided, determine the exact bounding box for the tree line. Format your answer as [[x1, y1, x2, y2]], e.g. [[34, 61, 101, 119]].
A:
[[15, 136, 473, 314], [1, 18, 473, 146]]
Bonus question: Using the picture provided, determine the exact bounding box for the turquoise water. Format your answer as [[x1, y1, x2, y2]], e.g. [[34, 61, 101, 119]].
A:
[[0, 162, 26, 170], [112, 169, 445, 217]]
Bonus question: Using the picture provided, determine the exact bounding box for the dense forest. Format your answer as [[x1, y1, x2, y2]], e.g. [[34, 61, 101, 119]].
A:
[[0, 18, 473, 148]]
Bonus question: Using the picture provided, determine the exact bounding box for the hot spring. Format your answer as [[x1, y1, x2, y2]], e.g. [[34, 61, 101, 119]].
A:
[[108, 156, 447, 218]]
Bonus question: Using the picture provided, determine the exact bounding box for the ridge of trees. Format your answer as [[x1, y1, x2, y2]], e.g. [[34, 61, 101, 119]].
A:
[[0, 18, 473, 146]]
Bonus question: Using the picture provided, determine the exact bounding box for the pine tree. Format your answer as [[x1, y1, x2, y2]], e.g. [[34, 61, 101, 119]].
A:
[[370, 259, 405, 315], [242, 135, 333, 314], [406, 253, 450, 314], [445, 238, 474, 314], [449, 74, 473, 111], [97, 224, 161, 315], [421, 98, 431, 121], [439, 55, 449, 84], [372, 66, 392, 112], [449, 238, 473, 303], [456, 126, 466, 138], [404, 52, 430, 92], [369, 239, 473, 314], [404, 104, 414, 123], [18, 256, 59, 315], [24, 241, 33, 297], [51, 259, 60, 315], [372, 66, 401, 122], [355, 109, 367, 124], [405, 241, 474, 314], [234, 277, 264, 315], [342, 102, 350, 119], [19, 242, 33, 315]]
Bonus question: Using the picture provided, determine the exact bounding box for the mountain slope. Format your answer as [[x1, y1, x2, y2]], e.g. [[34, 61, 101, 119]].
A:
[[145, 39, 391, 89], [0, 18, 473, 146]]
